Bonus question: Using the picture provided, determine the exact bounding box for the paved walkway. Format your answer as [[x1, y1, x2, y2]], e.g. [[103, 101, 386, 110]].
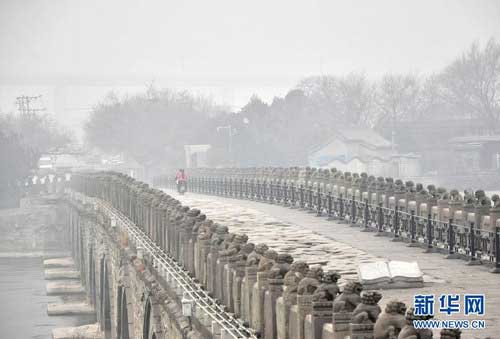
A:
[[165, 190, 499, 338]]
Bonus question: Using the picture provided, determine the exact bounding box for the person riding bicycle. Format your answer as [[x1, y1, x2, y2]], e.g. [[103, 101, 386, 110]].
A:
[[175, 169, 187, 192]]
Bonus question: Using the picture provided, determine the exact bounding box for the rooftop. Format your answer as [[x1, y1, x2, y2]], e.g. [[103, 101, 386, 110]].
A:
[[309, 126, 391, 154]]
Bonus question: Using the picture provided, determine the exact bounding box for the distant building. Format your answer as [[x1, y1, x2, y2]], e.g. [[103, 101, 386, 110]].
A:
[[448, 135, 500, 174], [308, 127, 423, 177], [184, 144, 211, 168], [308, 127, 393, 176], [393, 118, 497, 175]]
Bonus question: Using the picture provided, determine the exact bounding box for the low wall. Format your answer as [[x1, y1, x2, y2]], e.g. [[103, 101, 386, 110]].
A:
[[0, 195, 69, 256]]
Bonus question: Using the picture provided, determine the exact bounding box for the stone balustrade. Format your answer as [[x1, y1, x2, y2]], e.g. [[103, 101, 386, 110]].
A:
[[68, 170, 476, 338], [71, 173, 484, 339], [155, 167, 500, 272]]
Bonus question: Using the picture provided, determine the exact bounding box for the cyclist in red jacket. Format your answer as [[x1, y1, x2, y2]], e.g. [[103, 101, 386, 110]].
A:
[[175, 169, 187, 193]]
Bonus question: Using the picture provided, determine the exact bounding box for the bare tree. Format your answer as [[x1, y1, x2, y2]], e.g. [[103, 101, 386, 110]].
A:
[[337, 73, 377, 126], [440, 38, 500, 131], [375, 73, 421, 151], [297, 74, 376, 126]]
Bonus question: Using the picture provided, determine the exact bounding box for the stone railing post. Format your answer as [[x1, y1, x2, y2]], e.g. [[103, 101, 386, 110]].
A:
[[264, 277, 284, 339], [251, 271, 269, 335], [232, 259, 246, 318], [206, 244, 219, 294], [216, 255, 229, 302], [294, 294, 313, 339], [242, 266, 258, 324], [309, 300, 333, 339], [224, 256, 238, 311], [331, 311, 352, 339]]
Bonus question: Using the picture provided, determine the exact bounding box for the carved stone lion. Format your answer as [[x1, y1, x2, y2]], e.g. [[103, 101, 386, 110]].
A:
[[397, 307, 433, 339], [374, 301, 407, 339], [332, 281, 363, 313], [351, 291, 382, 324], [297, 267, 323, 295], [257, 250, 278, 272], [312, 270, 340, 302], [283, 261, 309, 300], [246, 243, 268, 267]]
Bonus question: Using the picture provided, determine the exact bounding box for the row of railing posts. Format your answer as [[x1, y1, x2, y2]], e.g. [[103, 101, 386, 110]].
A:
[[170, 176, 500, 271]]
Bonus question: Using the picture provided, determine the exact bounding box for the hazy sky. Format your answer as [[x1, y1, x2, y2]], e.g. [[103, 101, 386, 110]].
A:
[[2, 0, 500, 79], [1, 0, 500, 136]]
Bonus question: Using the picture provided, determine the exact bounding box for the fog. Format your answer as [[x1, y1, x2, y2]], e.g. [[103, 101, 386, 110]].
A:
[[1, 0, 500, 185], [2, 2, 500, 338], [1, 0, 500, 132]]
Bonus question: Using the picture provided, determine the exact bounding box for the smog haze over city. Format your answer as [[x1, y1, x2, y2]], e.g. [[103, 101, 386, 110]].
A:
[[1, 1, 500, 339]]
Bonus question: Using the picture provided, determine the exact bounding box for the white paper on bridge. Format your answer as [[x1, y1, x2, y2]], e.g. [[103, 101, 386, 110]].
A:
[[357, 260, 424, 289]]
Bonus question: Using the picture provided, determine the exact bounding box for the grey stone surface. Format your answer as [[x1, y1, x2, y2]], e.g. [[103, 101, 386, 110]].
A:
[[43, 257, 75, 268], [52, 323, 103, 339], [46, 281, 85, 295], [47, 302, 95, 316], [44, 268, 80, 280], [0, 198, 68, 254], [169, 190, 500, 338]]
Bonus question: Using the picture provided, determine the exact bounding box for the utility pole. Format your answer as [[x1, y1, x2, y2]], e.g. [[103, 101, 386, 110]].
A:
[[16, 95, 46, 117]]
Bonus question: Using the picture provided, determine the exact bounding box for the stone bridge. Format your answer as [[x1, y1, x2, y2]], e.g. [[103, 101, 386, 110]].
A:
[[151, 167, 500, 339], [49, 172, 257, 339], [17, 167, 499, 339]]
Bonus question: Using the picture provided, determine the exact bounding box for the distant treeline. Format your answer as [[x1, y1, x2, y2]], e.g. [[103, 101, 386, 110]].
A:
[[85, 39, 500, 169], [0, 113, 70, 207]]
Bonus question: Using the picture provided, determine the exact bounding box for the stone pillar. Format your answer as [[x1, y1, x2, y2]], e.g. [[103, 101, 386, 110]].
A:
[[277, 286, 298, 339], [181, 228, 192, 267], [193, 239, 201, 279], [475, 204, 491, 231], [195, 236, 209, 282], [437, 199, 450, 222], [489, 206, 500, 232], [331, 312, 352, 339], [296, 294, 313, 339], [224, 257, 238, 311], [216, 256, 229, 302], [187, 237, 195, 275], [251, 271, 268, 335], [264, 278, 283, 339], [350, 323, 374, 339], [288, 305, 300, 339], [276, 297, 288, 339], [201, 241, 211, 287], [304, 314, 313, 339], [309, 300, 333, 339], [448, 200, 463, 221], [232, 260, 246, 318], [206, 246, 218, 294], [242, 266, 258, 324]]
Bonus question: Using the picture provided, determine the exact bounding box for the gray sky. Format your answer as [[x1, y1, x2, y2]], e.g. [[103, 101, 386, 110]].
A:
[[1, 0, 500, 137]]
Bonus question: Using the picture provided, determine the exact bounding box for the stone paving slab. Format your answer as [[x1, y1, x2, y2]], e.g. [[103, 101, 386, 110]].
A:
[[47, 302, 95, 316], [46, 281, 85, 295], [43, 257, 75, 268], [166, 190, 499, 338], [52, 323, 103, 339], [44, 268, 80, 280]]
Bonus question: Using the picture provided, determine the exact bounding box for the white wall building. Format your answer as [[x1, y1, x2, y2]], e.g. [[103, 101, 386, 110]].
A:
[[308, 127, 411, 177]]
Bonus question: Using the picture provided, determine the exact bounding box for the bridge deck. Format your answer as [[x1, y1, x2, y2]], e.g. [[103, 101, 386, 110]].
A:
[[165, 189, 499, 339]]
